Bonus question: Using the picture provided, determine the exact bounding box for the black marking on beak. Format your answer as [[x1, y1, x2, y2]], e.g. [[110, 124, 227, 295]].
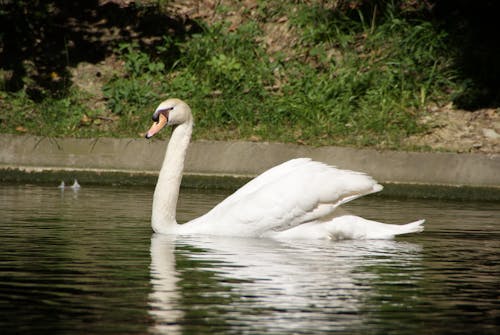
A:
[[152, 107, 174, 122]]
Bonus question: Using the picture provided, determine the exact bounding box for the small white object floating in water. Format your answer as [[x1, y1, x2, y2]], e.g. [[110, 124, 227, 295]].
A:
[[58, 179, 81, 190], [71, 179, 80, 190]]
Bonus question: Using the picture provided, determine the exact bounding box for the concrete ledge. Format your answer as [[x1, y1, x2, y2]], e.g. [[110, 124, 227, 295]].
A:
[[1, 134, 499, 199]]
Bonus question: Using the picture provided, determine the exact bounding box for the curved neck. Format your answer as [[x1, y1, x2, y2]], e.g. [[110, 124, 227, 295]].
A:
[[151, 119, 192, 234]]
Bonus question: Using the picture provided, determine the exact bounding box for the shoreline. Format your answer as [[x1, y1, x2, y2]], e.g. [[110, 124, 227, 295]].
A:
[[1, 134, 499, 200]]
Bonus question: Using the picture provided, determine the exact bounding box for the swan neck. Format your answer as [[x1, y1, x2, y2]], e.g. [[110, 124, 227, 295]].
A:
[[152, 120, 192, 234]]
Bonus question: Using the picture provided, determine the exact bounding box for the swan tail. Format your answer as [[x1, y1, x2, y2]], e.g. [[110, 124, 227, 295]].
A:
[[324, 217, 425, 240], [397, 219, 425, 235]]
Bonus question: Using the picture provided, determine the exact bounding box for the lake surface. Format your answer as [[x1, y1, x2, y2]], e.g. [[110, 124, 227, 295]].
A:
[[0, 183, 498, 335]]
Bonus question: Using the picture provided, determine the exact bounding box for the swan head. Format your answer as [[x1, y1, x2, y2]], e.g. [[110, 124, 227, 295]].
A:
[[145, 98, 192, 138]]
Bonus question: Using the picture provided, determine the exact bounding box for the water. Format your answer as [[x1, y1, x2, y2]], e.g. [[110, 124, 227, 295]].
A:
[[0, 183, 498, 335]]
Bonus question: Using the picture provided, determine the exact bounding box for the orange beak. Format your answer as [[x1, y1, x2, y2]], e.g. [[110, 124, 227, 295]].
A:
[[145, 113, 168, 139]]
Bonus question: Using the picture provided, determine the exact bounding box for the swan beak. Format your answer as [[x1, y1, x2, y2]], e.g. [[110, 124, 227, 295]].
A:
[[145, 113, 168, 139]]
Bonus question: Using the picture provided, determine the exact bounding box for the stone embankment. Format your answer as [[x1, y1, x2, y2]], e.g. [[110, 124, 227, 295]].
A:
[[1, 134, 499, 200]]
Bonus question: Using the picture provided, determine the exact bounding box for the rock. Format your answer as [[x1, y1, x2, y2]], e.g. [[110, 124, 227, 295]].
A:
[[482, 128, 500, 140]]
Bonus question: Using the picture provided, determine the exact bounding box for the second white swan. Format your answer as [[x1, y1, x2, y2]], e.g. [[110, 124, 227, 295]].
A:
[[145, 98, 424, 240]]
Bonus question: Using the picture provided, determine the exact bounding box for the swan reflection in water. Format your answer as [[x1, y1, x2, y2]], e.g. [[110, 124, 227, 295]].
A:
[[148, 235, 422, 334]]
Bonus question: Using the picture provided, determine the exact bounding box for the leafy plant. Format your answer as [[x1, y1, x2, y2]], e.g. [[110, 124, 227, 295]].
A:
[[0, 1, 460, 150], [103, 43, 163, 117]]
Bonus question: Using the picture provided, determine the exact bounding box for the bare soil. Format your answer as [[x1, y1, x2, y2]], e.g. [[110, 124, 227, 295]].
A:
[[406, 105, 499, 154]]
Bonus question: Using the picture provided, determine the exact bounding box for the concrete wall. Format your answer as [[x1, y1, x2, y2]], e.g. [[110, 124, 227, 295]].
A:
[[1, 134, 499, 188]]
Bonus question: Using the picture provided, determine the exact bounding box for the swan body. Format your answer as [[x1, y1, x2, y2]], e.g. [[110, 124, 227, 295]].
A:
[[145, 98, 424, 240]]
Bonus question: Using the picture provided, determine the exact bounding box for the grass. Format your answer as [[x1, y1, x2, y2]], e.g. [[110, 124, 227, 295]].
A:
[[0, 1, 459, 149]]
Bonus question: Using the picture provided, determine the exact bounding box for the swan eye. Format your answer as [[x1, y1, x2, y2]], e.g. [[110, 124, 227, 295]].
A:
[[152, 107, 174, 122]]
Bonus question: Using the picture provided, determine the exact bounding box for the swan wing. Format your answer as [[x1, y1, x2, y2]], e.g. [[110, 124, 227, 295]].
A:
[[181, 158, 382, 237]]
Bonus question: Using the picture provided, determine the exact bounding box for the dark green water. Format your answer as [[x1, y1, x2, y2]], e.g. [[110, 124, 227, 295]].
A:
[[0, 184, 498, 335]]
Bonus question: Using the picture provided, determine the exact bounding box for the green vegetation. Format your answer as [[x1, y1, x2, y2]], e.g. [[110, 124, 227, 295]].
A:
[[0, 1, 460, 148]]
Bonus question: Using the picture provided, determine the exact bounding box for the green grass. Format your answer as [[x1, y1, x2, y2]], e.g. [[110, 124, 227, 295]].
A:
[[0, 1, 459, 149]]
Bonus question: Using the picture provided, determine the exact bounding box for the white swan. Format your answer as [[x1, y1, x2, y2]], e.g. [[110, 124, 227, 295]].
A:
[[145, 98, 424, 239]]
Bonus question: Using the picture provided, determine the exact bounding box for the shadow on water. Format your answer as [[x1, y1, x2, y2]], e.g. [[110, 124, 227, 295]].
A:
[[0, 184, 498, 334]]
